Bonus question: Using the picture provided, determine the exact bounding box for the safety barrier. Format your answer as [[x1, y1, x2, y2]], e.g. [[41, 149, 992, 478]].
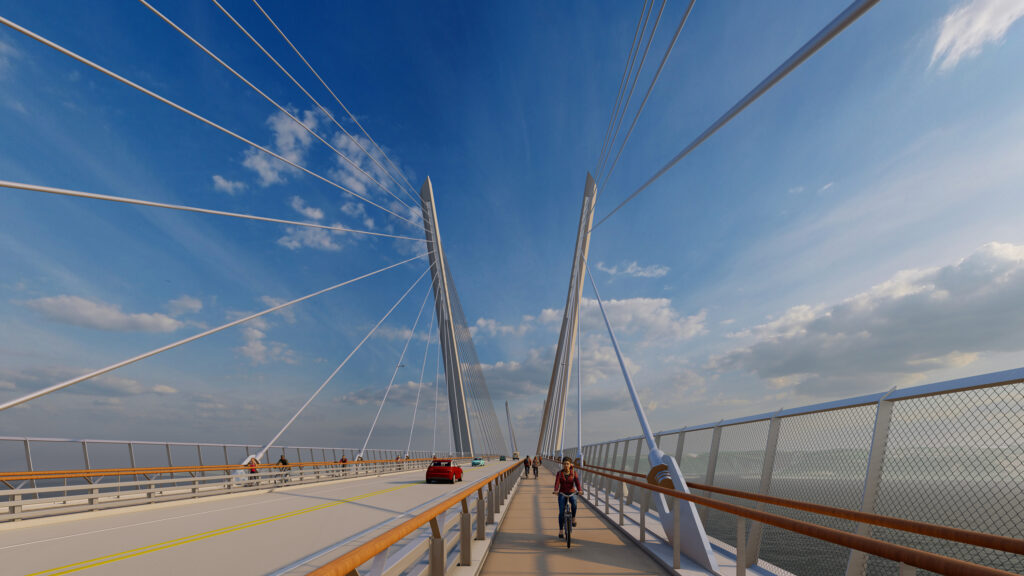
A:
[[569, 460, 1018, 576], [308, 459, 523, 576], [568, 367, 1024, 576], [1, 456, 486, 522]]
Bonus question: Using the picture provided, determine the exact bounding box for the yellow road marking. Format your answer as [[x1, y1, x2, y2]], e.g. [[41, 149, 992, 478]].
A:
[[26, 481, 420, 576]]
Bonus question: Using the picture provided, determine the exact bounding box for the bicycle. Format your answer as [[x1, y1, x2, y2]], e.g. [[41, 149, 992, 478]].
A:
[[563, 495, 574, 549]]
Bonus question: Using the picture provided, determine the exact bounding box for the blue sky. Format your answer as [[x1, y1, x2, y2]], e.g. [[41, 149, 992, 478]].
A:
[[1, 0, 1023, 457]]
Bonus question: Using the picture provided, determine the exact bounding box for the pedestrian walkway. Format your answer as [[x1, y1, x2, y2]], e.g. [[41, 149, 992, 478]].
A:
[[479, 465, 669, 575]]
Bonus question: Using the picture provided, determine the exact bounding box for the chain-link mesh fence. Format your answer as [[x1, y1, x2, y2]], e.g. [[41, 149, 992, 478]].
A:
[[865, 383, 1024, 576], [582, 373, 1024, 576], [759, 405, 876, 576]]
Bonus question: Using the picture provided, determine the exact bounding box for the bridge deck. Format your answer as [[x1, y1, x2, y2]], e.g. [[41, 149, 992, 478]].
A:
[[480, 465, 669, 576], [0, 463, 499, 576]]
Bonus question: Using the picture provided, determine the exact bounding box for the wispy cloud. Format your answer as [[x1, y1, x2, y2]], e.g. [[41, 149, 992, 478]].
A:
[[236, 317, 296, 365], [931, 0, 1024, 71], [211, 175, 246, 195], [0, 39, 18, 80], [23, 295, 183, 332], [242, 108, 320, 186], [168, 295, 202, 316], [596, 261, 670, 279], [712, 242, 1024, 395], [289, 196, 325, 220]]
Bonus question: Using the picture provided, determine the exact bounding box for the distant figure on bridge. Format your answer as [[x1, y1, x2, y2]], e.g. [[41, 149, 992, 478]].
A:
[[523, 456, 531, 477], [276, 453, 290, 484], [552, 456, 580, 539], [244, 456, 260, 487]]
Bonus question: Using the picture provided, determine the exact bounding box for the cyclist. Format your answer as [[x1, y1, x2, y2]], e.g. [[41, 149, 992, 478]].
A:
[[552, 456, 580, 539]]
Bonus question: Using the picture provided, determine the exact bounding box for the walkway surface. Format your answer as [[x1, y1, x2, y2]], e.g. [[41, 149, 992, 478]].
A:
[[480, 465, 668, 576]]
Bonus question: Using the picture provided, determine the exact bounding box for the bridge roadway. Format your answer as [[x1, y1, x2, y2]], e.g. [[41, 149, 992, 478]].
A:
[[1, 461, 501, 576]]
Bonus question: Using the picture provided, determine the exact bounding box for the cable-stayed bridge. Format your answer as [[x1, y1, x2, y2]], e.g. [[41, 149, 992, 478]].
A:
[[1, 1, 1022, 575]]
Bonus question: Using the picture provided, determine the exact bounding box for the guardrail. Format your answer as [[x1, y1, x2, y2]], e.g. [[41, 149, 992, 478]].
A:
[[309, 459, 523, 576], [569, 367, 1024, 576], [570, 461, 1019, 576], [1, 456, 486, 522]]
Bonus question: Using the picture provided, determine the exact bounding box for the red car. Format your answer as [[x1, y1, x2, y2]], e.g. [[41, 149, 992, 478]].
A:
[[425, 459, 463, 484]]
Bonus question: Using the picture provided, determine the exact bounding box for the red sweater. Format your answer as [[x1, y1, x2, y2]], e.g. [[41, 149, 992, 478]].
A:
[[553, 469, 581, 494]]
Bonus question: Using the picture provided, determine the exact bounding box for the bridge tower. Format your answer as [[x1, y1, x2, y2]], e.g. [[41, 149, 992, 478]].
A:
[[421, 177, 485, 455]]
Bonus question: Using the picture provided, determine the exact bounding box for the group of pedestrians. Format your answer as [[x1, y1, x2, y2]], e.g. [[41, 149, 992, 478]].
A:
[[522, 455, 539, 478]]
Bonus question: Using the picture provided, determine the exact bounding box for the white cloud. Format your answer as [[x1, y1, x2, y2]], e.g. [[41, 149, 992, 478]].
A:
[[290, 196, 324, 220], [931, 0, 1024, 71], [211, 175, 246, 195], [470, 317, 531, 338], [24, 295, 183, 332], [576, 298, 706, 344], [243, 108, 320, 186], [277, 224, 345, 251], [596, 261, 670, 279], [236, 317, 296, 365], [712, 242, 1024, 395], [341, 202, 367, 218], [168, 295, 202, 316]]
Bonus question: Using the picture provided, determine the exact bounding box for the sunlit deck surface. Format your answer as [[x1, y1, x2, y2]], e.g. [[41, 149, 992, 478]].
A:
[[480, 465, 668, 576]]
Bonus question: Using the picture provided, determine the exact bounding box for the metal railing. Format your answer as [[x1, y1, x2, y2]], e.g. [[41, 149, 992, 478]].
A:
[[1, 455, 484, 522], [571, 367, 1024, 576], [307, 459, 523, 576], [569, 461, 1017, 576]]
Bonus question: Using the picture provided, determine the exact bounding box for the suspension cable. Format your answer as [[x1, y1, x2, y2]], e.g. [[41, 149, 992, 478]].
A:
[[0, 180, 424, 242], [0, 15, 423, 229], [595, 0, 652, 176], [255, 267, 430, 462], [594, 0, 880, 229], [599, 0, 697, 190], [207, 0, 416, 210], [0, 254, 425, 412], [598, 0, 667, 185], [250, 0, 421, 203], [406, 301, 436, 455], [359, 283, 434, 458]]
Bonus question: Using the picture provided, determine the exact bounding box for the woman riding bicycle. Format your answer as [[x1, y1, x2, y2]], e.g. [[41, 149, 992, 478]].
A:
[[552, 456, 580, 539]]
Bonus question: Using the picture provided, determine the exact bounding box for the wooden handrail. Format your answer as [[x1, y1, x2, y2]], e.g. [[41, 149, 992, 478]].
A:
[[579, 465, 1017, 576], [576, 463, 1023, 556], [309, 459, 524, 576]]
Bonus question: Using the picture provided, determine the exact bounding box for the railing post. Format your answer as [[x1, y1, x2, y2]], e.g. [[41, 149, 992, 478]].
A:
[[476, 489, 486, 540], [674, 430, 686, 467], [745, 413, 782, 567], [846, 395, 896, 576], [736, 517, 747, 576], [460, 499, 472, 566], [639, 488, 648, 542], [618, 479, 625, 525], [628, 438, 642, 505], [9, 493, 22, 518], [487, 481, 496, 524], [700, 424, 723, 524], [429, 517, 445, 576], [672, 497, 681, 569]]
